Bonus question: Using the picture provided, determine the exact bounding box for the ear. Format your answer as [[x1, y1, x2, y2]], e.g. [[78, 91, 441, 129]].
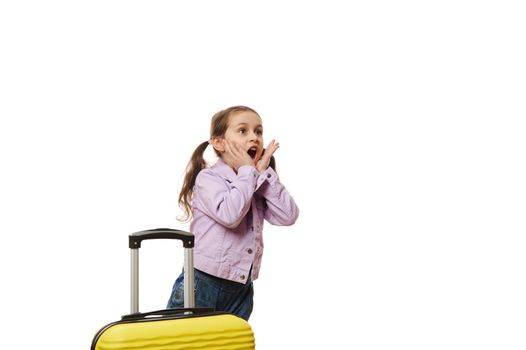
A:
[[210, 137, 225, 152]]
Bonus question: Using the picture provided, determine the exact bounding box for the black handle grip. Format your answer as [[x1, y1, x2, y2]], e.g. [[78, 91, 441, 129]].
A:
[[121, 307, 216, 321], [129, 228, 194, 249]]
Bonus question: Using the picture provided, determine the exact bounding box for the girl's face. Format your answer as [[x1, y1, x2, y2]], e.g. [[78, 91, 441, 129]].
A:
[[222, 110, 264, 164]]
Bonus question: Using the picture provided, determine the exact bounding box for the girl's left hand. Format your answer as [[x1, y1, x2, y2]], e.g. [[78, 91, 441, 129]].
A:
[[256, 139, 280, 173]]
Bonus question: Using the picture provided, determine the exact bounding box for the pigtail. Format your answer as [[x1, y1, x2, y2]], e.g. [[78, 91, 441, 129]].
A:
[[178, 141, 209, 222], [269, 155, 276, 172]]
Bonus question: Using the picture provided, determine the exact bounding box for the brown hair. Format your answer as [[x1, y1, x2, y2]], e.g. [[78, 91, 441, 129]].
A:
[[178, 106, 275, 222]]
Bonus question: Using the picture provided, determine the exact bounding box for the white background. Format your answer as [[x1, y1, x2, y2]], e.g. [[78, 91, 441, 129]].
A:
[[1, 1, 525, 349]]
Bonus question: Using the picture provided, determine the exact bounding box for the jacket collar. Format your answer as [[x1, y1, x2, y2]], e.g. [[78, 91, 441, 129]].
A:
[[211, 158, 236, 182]]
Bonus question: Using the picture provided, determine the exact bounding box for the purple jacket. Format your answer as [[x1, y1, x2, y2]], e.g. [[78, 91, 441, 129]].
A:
[[190, 158, 299, 284]]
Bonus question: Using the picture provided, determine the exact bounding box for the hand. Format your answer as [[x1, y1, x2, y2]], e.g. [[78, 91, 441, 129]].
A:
[[223, 139, 254, 172], [256, 139, 279, 173]]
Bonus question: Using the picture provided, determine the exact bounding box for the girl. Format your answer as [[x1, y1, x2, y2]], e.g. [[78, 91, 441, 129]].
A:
[[167, 106, 299, 321]]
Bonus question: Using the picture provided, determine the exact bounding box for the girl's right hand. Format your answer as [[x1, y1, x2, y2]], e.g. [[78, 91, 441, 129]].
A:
[[223, 139, 254, 172]]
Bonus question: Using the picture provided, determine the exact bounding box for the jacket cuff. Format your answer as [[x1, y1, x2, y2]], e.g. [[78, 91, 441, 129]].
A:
[[255, 167, 278, 192], [238, 165, 257, 176]]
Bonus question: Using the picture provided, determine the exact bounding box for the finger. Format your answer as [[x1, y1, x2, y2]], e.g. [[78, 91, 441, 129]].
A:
[[226, 139, 240, 156], [232, 142, 244, 155], [263, 140, 273, 155], [223, 139, 232, 154], [268, 139, 279, 150], [264, 140, 279, 158], [224, 140, 239, 161], [225, 139, 238, 153]]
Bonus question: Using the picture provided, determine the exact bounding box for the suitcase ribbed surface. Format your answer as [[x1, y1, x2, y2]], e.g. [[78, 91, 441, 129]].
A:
[[94, 314, 255, 350]]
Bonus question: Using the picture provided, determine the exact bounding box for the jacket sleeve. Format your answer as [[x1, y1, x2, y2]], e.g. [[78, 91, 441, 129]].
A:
[[193, 165, 258, 229], [256, 167, 299, 226]]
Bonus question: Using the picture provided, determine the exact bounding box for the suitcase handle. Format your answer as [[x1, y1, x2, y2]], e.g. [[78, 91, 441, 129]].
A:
[[129, 228, 194, 249], [121, 307, 216, 321], [129, 228, 195, 313]]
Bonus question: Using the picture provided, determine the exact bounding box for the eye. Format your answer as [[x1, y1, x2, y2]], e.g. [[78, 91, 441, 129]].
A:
[[256, 129, 263, 136], [238, 128, 246, 134]]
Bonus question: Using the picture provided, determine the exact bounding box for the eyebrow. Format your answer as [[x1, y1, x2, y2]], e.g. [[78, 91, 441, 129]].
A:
[[235, 123, 263, 128]]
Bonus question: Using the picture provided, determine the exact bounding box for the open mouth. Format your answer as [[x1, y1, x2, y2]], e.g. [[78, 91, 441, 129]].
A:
[[247, 147, 258, 159]]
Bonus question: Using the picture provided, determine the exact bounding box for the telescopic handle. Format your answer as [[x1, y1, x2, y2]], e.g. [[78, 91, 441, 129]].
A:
[[129, 228, 194, 249], [129, 228, 195, 314]]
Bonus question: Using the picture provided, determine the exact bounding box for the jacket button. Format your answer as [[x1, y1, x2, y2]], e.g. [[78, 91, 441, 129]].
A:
[[247, 248, 253, 254], [240, 275, 246, 281], [267, 173, 271, 178]]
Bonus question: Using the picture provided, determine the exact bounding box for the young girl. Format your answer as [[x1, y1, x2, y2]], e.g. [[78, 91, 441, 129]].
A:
[[167, 105, 299, 321]]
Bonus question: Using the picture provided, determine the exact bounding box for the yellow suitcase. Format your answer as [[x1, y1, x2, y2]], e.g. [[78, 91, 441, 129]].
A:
[[91, 229, 255, 350]]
